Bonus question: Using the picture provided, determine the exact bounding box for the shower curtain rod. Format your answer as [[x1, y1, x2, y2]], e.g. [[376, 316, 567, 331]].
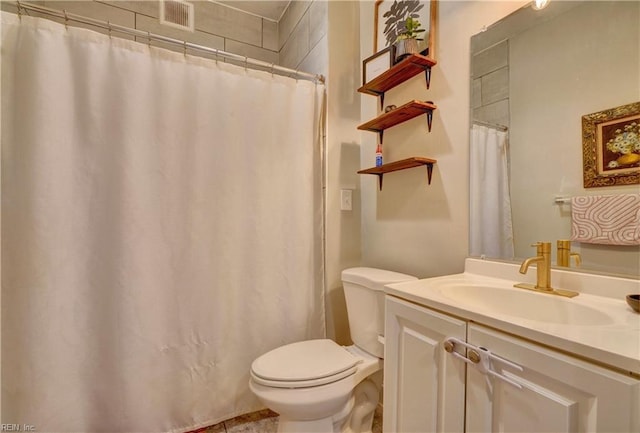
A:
[[472, 120, 509, 131], [13, 1, 325, 84]]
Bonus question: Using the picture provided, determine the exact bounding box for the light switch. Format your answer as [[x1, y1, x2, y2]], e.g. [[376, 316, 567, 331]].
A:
[[340, 189, 353, 211]]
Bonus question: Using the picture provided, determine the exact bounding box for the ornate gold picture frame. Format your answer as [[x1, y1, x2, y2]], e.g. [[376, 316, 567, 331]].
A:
[[582, 101, 640, 188]]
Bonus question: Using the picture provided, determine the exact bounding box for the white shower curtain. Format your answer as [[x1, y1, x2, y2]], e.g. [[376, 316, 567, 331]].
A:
[[469, 124, 515, 259], [1, 12, 325, 433]]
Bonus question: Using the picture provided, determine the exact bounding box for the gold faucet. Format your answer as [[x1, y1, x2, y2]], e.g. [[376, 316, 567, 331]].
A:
[[514, 242, 579, 298], [557, 240, 581, 268]]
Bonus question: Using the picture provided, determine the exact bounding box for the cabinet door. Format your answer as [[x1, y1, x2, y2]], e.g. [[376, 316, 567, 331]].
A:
[[383, 296, 466, 433], [466, 324, 640, 433]]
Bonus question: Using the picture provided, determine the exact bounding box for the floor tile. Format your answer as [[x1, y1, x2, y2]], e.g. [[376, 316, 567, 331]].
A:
[[224, 409, 278, 433], [189, 404, 382, 433], [372, 405, 383, 433], [189, 421, 226, 433]]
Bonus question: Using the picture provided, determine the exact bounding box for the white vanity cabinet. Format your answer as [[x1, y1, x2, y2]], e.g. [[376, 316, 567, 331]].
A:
[[465, 324, 639, 433], [383, 295, 640, 433], [383, 296, 466, 433]]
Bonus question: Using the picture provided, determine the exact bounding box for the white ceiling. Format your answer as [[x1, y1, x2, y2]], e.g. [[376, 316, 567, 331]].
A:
[[215, 1, 291, 22]]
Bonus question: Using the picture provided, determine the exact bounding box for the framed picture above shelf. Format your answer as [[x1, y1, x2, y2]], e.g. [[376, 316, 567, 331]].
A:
[[363, 45, 396, 85], [374, 0, 438, 59]]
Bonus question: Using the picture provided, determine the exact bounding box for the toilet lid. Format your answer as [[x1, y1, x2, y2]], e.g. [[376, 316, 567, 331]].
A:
[[251, 339, 361, 388]]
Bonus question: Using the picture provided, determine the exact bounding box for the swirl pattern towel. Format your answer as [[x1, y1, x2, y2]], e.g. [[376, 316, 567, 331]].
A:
[[570, 194, 640, 245]]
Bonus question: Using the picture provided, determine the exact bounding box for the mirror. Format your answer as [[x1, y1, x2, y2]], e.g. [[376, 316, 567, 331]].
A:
[[469, 1, 640, 277]]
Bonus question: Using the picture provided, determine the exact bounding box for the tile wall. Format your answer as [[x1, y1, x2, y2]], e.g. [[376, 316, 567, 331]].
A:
[[471, 40, 510, 128], [1, 0, 327, 75], [278, 0, 327, 75]]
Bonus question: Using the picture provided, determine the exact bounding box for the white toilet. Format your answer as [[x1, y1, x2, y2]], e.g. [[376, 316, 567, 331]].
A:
[[249, 267, 417, 433]]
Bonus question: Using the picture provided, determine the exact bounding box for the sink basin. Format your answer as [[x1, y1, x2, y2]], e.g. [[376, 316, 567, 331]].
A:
[[436, 282, 615, 326], [383, 259, 640, 376]]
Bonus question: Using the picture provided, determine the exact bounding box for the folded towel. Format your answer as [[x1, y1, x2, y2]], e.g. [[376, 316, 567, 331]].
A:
[[570, 193, 640, 245]]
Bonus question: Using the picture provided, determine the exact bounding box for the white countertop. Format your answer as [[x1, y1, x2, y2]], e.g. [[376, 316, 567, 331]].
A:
[[385, 258, 640, 375]]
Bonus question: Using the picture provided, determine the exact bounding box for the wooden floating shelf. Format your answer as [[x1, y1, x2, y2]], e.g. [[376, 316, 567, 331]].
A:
[[358, 100, 437, 143], [358, 157, 437, 190], [358, 54, 437, 106]]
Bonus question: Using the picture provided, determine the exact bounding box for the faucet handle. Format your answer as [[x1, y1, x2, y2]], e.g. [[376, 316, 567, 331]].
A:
[[570, 252, 582, 267], [530, 242, 551, 254], [557, 239, 581, 268]]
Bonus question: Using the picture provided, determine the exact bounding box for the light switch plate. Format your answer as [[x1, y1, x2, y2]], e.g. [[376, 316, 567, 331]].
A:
[[340, 189, 353, 211]]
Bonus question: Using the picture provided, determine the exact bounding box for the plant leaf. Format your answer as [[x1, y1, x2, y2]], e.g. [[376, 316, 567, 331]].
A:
[[381, 0, 428, 45]]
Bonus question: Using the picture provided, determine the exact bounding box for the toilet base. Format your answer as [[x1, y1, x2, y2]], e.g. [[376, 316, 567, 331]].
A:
[[276, 416, 336, 433], [344, 376, 380, 433], [273, 375, 381, 433]]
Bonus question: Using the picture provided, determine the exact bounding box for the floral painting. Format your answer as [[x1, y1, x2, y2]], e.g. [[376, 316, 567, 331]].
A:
[[582, 101, 640, 188], [602, 116, 640, 170]]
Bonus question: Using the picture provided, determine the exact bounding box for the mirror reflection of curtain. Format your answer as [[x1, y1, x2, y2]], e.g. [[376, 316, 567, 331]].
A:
[[469, 124, 514, 258]]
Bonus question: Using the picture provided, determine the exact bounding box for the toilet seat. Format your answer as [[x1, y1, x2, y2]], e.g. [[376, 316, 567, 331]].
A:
[[251, 339, 362, 389]]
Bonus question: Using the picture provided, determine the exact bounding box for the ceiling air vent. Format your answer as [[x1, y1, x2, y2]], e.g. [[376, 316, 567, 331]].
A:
[[160, 0, 194, 32]]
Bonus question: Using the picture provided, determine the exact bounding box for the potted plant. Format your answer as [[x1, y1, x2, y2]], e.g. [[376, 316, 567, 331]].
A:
[[394, 17, 426, 62], [381, 0, 425, 47]]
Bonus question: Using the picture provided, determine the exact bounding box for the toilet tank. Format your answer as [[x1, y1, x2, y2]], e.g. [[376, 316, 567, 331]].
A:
[[341, 267, 417, 358]]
